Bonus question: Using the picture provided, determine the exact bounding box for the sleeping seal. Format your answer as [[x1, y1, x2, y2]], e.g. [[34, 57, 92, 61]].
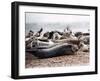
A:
[[26, 43, 78, 59]]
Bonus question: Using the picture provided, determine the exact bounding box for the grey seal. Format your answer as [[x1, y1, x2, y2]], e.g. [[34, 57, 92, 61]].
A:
[[26, 43, 78, 59]]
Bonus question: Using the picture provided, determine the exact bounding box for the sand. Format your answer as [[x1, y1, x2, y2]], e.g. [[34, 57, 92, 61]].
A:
[[25, 51, 89, 68]]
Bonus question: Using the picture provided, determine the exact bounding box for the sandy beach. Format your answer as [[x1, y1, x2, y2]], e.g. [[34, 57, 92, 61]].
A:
[[25, 50, 89, 68]]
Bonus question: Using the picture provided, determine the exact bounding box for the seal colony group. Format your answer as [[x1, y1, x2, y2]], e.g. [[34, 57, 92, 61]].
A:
[[25, 27, 90, 59]]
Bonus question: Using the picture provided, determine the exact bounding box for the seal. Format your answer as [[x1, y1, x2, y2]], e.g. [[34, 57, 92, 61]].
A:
[[26, 43, 78, 58]]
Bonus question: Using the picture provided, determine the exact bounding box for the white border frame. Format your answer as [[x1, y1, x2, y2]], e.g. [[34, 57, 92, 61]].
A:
[[19, 5, 95, 76]]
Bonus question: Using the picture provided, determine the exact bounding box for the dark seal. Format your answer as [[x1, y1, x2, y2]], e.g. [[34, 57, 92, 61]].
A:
[[26, 43, 78, 59]]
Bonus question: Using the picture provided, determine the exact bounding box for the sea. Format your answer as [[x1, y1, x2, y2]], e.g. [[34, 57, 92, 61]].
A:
[[25, 22, 90, 35]]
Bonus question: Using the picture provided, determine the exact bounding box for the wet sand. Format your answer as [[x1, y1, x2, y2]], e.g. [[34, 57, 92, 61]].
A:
[[25, 51, 89, 68]]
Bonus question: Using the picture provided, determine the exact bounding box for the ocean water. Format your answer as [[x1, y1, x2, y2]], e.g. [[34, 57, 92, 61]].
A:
[[25, 22, 90, 34]]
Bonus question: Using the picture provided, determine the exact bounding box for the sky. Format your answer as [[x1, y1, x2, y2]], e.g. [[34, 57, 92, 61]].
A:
[[25, 12, 90, 24]]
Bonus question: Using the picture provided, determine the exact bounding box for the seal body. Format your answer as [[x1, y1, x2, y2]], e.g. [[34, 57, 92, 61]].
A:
[[27, 43, 78, 58]]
